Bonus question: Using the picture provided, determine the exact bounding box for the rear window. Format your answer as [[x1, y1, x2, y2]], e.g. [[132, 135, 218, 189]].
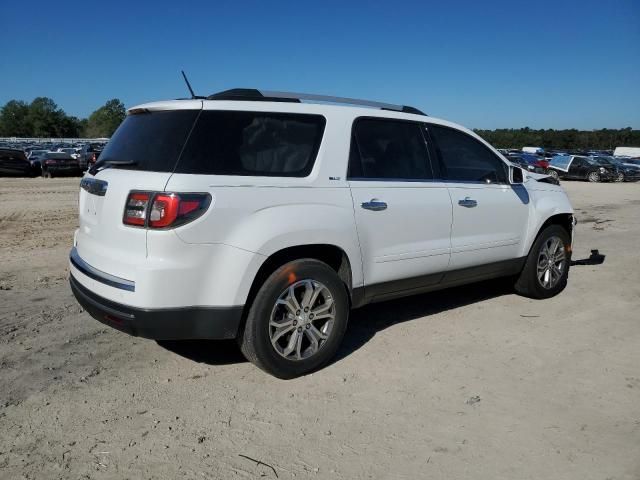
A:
[[176, 111, 325, 176], [99, 110, 199, 172], [46, 152, 72, 159]]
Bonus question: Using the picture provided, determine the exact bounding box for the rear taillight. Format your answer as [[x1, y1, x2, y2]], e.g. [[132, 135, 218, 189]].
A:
[[123, 192, 210, 229], [123, 192, 150, 226], [44, 159, 56, 166]]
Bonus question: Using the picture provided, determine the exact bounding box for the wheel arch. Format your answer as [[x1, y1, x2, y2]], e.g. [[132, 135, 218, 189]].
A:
[[242, 244, 355, 321], [526, 212, 575, 257]]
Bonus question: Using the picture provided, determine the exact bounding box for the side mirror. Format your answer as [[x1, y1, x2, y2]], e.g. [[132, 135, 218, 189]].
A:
[[510, 165, 524, 184]]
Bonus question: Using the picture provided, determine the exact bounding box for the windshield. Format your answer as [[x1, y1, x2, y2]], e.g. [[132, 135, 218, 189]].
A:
[[46, 152, 72, 159], [590, 157, 614, 166], [596, 156, 621, 165]]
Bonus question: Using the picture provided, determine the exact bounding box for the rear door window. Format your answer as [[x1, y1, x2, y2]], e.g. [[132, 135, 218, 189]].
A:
[[348, 118, 432, 180], [428, 124, 508, 183], [176, 111, 325, 176]]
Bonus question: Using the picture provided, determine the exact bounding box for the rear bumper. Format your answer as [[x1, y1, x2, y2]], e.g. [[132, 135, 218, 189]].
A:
[[70, 274, 243, 340]]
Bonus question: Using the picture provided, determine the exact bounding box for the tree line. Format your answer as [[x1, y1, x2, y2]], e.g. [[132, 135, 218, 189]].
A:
[[0, 98, 126, 138], [474, 127, 640, 150], [1, 97, 638, 149]]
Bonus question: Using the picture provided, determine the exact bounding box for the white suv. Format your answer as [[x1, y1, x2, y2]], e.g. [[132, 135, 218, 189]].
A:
[[69, 89, 575, 378]]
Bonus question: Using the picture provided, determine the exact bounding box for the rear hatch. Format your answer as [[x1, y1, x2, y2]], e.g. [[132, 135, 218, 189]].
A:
[[75, 102, 201, 281]]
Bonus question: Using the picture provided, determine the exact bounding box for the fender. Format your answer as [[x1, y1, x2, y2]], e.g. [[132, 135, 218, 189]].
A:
[[521, 186, 574, 256]]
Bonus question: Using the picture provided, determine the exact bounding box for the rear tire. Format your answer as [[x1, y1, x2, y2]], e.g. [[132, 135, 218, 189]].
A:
[[43, 170, 53, 179], [514, 225, 571, 299], [587, 171, 600, 182], [547, 169, 559, 180], [238, 259, 349, 379]]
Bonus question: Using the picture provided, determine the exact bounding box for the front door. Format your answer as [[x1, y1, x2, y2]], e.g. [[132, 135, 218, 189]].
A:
[[427, 124, 530, 272], [568, 157, 589, 179]]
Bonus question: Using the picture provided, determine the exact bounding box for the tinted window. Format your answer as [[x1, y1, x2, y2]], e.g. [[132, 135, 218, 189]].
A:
[[429, 125, 508, 183], [46, 152, 73, 159], [348, 118, 431, 180], [177, 111, 325, 176], [99, 110, 199, 172]]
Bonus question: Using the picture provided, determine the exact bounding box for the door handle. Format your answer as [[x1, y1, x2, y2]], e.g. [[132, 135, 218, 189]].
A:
[[458, 197, 478, 208], [361, 199, 387, 211]]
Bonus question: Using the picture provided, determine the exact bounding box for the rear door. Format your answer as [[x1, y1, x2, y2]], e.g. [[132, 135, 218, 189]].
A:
[[427, 124, 529, 272], [75, 105, 201, 280], [348, 117, 452, 300]]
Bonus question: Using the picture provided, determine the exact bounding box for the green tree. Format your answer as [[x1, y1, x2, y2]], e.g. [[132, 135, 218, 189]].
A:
[[85, 99, 126, 137], [0, 100, 31, 136], [27, 97, 68, 137], [474, 127, 640, 150]]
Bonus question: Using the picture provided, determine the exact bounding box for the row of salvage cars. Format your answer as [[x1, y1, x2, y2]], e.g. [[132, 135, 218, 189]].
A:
[[502, 151, 640, 183], [0, 144, 103, 178]]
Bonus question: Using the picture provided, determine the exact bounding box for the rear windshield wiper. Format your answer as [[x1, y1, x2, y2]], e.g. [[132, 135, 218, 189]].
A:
[[89, 160, 138, 175]]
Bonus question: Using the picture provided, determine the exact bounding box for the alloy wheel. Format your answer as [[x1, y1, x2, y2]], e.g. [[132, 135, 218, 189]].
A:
[[269, 279, 335, 361], [537, 236, 566, 289]]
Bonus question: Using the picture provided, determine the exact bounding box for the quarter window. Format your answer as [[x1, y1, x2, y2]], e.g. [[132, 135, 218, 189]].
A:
[[177, 111, 325, 176], [348, 118, 432, 180], [428, 125, 508, 183]]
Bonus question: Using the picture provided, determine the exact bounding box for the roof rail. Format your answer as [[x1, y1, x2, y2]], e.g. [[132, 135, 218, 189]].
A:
[[206, 89, 426, 115]]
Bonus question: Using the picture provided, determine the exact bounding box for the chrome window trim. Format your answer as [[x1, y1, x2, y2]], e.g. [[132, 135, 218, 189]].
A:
[[69, 247, 135, 292], [348, 177, 441, 183]]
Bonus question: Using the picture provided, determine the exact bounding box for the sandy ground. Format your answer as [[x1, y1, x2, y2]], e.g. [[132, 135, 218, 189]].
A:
[[0, 176, 639, 480]]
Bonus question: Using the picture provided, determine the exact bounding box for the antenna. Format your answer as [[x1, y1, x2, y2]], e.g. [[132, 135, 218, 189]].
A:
[[181, 70, 201, 99]]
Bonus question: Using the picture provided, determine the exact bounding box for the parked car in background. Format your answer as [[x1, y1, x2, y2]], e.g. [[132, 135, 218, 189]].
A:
[[613, 147, 640, 157], [0, 148, 35, 176], [41, 152, 82, 178], [57, 147, 80, 159], [77, 143, 104, 170], [505, 152, 549, 174], [27, 149, 49, 175], [593, 156, 640, 182], [547, 155, 617, 182], [522, 146, 544, 154]]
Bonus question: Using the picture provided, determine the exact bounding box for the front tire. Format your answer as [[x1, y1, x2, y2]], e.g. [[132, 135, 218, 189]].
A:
[[515, 225, 571, 299], [615, 172, 624, 182], [239, 259, 349, 379], [587, 171, 600, 182], [42, 170, 53, 179]]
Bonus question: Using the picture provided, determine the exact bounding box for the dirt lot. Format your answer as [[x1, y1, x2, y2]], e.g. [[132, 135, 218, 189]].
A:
[[1, 177, 639, 480]]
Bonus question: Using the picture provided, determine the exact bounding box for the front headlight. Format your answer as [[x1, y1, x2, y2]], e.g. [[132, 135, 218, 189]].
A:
[[599, 167, 606, 173]]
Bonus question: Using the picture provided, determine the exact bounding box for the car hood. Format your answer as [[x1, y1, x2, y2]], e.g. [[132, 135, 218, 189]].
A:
[[526, 172, 560, 185]]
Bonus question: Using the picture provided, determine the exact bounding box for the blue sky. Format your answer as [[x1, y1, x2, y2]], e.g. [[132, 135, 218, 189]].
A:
[[1, 0, 638, 129]]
